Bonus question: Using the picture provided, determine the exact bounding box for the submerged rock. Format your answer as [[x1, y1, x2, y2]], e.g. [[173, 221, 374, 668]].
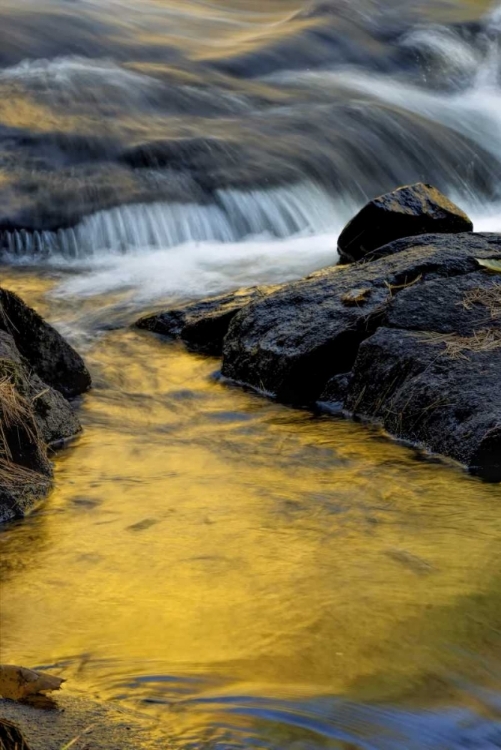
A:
[[0, 693, 174, 750], [0, 291, 91, 523], [337, 183, 473, 264]]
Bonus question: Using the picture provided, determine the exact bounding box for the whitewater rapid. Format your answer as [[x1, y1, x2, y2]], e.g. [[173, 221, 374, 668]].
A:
[[0, 0, 500, 303]]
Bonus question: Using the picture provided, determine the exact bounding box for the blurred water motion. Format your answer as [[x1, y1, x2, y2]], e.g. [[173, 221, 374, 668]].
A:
[[0, 1, 501, 748]]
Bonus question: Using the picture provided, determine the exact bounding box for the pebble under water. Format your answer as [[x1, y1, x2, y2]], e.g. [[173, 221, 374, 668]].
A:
[[0, 1, 501, 748]]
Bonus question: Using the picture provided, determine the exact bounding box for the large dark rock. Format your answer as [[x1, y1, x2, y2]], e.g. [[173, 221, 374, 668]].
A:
[[140, 228, 501, 480], [222, 233, 501, 405], [0, 288, 91, 398], [337, 183, 473, 264], [337, 270, 501, 480], [344, 327, 501, 482], [136, 287, 274, 355], [28, 372, 82, 446], [0, 293, 91, 523], [385, 270, 501, 337], [0, 333, 52, 523], [0, 332, 52, 476]]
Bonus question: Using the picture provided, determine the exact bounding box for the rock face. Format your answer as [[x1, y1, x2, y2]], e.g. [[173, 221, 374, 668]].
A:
[[222, 233, 501, 404], [138, 227, 501, 481], [0, 289, 91, 397], [337, 183, 474, 264], [341, 270, 501, 480], [0, 290, 91, 523], [136, 287, 275, 355], [344, 326, 501, 482]]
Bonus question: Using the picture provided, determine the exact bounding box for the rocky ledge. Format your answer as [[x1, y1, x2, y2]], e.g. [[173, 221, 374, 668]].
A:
[[136, 183, 501, 482], [0, 288, 91, 523]]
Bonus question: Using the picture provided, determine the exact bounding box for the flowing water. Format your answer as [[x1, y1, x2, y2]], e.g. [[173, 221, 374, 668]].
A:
[[1, 1, 501, 747]]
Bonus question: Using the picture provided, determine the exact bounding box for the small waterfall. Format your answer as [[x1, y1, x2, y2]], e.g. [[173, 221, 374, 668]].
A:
[[3, 182, 343, 261]]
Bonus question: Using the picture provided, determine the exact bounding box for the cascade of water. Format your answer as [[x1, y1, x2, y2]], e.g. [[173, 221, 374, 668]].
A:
[[4, 182, 344, 260]]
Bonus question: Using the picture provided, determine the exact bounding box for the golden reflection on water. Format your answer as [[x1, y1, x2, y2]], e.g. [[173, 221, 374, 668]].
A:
[[0, 271, 501, 735]]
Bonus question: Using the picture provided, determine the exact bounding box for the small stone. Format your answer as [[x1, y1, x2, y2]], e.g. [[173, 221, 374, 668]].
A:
[[337, 183, 473, 264]]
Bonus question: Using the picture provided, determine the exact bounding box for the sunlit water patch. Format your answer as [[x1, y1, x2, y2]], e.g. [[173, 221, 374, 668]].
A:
[[1, 0, 501, 747], [0, 270, 501, 750]]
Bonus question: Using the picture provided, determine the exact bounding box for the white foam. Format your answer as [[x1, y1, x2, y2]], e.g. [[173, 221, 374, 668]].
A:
[[53, 232, 340, 302], [401, 26, 481, 82], [5, 181, 353, 304], [469, 203, 501, 233]]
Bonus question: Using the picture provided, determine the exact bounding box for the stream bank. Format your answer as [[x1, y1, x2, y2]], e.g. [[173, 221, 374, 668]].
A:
[[0, 695, 170, 750], [0, 289, 90, 522]]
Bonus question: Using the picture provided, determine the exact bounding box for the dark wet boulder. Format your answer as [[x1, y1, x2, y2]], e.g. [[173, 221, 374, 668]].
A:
[[0, 294, 91, 523], [223, 280, 388, 404], [338, 270, 501, 480], [28, 372, 82, 447], [136, 287, 274, 355], [0, 288, 91, 397], [0, 333, 52, 523], [385, 270, 501, 337], [222, 233, 501, 405], [344, 327, 501, 482], [0, 473, 52, 526], [360, 230, 484, 263], [143, 228, 501, 479], [337, 183, 473, 264]]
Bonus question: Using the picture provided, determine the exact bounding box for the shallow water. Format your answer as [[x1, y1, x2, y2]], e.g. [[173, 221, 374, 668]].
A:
[[1, 269, 501, 748], [0, 0, 501, 747]]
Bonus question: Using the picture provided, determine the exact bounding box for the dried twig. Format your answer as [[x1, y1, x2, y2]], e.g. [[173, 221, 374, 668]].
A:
[[418, 328, 501, 359], [461, 283, 501, 319], [59, 724, 96, 750]]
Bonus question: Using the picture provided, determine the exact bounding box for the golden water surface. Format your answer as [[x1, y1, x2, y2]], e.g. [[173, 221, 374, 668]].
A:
[[1, 270, 501, 746]]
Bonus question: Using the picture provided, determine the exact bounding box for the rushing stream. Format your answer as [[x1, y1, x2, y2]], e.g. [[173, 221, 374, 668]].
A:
[[1, 1, 501, 748]]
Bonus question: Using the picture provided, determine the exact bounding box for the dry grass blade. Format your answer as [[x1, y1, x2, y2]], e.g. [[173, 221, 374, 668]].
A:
[[418, 328, 501, 359], [462, 283, 501, 319], [0, 718, 33, 750], [0, 373, 45, 468], [0, 371, 50, 508], [0, 377, 31, 425], [59, 724, 96, 750], [0, 459, 49, 490], [0, 376, 32, 462], [384, 273, 423, 295]]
